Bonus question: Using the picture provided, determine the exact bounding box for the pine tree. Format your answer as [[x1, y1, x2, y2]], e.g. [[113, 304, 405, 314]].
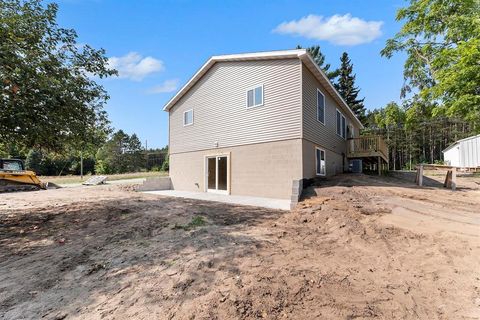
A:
[[296, 45, 336, 80], [334, 52, 366, 123]]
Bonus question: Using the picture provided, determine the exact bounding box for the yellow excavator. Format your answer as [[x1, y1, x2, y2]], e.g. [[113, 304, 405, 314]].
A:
[[0, 158, 48, 192]]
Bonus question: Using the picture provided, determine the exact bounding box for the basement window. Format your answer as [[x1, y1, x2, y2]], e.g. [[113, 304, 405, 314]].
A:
[[246, 85, 263, 108], [183, 109, 193, 126], [315, 147, 326, 176]]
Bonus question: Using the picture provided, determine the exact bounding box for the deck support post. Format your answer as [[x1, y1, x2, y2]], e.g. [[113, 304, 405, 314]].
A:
[[378, 156, 381, 176], [444, 168, 457, 191], [417, 165, 424, 186], [451, 168, 456, 191]]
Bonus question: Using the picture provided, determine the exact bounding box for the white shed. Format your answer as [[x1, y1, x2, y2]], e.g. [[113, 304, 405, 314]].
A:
[[443, 134, 480, 167]]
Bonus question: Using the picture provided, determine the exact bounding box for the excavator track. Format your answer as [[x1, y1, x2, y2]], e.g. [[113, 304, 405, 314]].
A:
[[0, 184, 41, 193]]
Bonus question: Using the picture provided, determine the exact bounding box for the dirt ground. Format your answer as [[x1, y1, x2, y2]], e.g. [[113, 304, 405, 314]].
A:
[[0, 173, 479, 319]]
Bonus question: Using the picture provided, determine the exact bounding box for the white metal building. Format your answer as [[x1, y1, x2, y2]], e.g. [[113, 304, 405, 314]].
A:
[[443, 134, 480, 167]]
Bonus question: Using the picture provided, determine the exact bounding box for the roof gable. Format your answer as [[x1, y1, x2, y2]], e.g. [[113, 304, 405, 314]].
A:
[[163, 49, 363, 129]]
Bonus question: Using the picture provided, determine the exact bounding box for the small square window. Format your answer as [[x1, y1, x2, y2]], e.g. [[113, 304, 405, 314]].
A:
[[246, 85, 263, 108], [183, 109, 193, 126]]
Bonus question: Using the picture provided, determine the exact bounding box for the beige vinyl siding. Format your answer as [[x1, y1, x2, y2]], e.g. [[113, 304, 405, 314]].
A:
[[301, 63, 359, 154], [169, 58, 302, 154]]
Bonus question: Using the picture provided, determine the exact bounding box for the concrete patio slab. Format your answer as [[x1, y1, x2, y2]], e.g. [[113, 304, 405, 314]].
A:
[[142, 190, 291, 210]]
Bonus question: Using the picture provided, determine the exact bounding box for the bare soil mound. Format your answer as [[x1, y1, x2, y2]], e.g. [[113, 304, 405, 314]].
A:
[[1, 174, 479, 319]]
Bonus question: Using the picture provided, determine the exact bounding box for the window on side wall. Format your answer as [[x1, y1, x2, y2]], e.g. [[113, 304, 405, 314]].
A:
[[183, 109, 193, 126], [246, 85, 263, 108], [315, 147, 326, 176], [336, 109, 346, 139], [317, 89, 325, 124]]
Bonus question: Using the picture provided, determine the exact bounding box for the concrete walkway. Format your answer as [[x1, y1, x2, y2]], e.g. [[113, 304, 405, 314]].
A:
[[58, 178, 146, 188], [142, 190, 291, 210]]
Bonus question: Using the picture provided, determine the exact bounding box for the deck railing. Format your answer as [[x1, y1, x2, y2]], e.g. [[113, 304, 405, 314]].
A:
[[347, 135, 388, 160]]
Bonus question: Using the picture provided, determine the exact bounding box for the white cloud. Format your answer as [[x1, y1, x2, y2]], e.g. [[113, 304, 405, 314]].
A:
[[147, 79, 180, 94], [108, 52, 164, 81], [273, 14, 383, 46]]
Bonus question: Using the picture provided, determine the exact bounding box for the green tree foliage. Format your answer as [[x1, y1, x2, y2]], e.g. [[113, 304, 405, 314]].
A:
[[160, 149, 169, 172], [145, 145, 168, 171], [95, 130, 146, 174], [127, 134, 146, 171], [25, 149, 44, 173], [0, 0, 116, 152], [334, 52, 366, 123], [24, 148, 94, 175], [365, 101, 474, 169], [381, 0, 480, 127], [296, 45, 337, 79]]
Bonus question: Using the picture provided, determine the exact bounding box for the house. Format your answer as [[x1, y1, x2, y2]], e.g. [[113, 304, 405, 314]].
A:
[[443, 134, 480, 168], [163, 49, 387, 207]]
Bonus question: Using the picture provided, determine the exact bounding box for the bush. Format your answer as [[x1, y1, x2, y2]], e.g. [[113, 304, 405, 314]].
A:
[[150, 165, 161, 172], [160, 156, 169, 172], [95, 159, 110, 174], [25, 149, 45, 174]]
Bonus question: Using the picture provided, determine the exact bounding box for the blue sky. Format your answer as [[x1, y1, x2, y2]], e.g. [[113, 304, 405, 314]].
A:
[[56, 0, 407, 148]]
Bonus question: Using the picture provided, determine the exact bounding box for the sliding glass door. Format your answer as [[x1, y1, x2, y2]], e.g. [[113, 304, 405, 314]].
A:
[[206, 156, 228, 193]]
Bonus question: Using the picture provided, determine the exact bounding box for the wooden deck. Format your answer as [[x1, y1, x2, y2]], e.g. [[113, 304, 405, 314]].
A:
[[347, 136, 388, 162], [347, 136, 389, 175]]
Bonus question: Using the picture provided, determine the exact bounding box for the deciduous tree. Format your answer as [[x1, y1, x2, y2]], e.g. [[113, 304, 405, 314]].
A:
[[0, 0, 116, 152], [381, 0, 480, 127]]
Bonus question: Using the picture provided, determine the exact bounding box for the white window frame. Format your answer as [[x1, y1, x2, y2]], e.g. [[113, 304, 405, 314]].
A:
[[246, 84, 264, 109], [183, 109, 194, 126], [315, 147, 326, 176], [336, 109, 346, 140], [204, 152, 230, 195], [316, 89, 325, 125]]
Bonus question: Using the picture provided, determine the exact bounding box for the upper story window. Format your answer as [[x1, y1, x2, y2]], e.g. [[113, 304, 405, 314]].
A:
[[347, 124, 354, 138], [246, 85, 263, 108], [316, 89, 325, 124], [336, 109, 347, 139], [183, 109, 193, 126]]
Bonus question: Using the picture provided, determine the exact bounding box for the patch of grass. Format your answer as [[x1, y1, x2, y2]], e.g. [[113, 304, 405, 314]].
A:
[[172, 216, 206, 231]]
